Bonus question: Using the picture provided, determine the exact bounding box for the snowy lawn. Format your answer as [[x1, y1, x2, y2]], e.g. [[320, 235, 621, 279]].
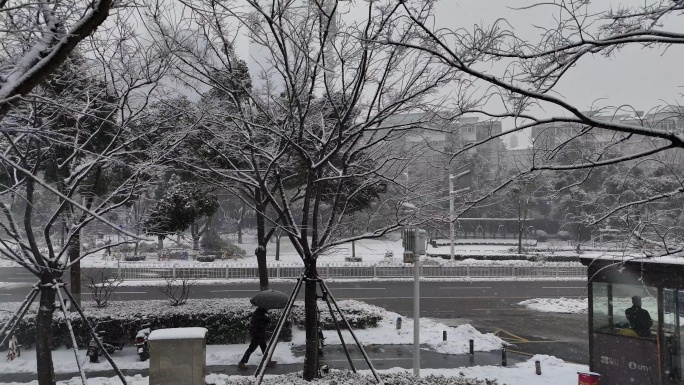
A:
[[0, 355, 589, 385], [518, 298, 588, 314], [0, 229, 604, 269]]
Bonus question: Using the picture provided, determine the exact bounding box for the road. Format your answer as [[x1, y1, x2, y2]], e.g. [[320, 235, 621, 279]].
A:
[[0, 267, 589, 364]]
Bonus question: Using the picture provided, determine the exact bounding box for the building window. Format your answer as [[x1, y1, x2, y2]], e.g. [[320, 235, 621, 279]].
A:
[[656, 120, 676, 131]]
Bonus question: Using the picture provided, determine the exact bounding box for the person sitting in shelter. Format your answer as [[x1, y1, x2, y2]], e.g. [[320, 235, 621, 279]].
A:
[[625, 296, 653, 337]]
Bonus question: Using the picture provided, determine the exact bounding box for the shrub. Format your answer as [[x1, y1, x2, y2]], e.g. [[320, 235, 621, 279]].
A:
[[123, 254, 146, 261], [535, 230, 548, 241], [206, 370, 498, 384], [344, 256, 362, 262], [197, 255, 216, 262], [557, 230, 572, 240], [202, 231, 245, 257]]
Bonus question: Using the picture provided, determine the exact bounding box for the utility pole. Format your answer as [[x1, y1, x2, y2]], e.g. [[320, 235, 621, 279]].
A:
[[449, 175, 454, 260], [449, 170, 471, 260]]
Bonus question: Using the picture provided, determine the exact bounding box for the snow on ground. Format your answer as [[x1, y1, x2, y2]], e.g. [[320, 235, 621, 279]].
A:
[[0, 300, 501, 376], [0, 231, 635, 270], [0, 355, 589, 385], [518, 298, 588, 314], [0, 343, 302, 375]]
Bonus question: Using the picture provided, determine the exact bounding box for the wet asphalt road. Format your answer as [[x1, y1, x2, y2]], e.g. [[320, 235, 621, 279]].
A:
[[0, 267, 589, 364]]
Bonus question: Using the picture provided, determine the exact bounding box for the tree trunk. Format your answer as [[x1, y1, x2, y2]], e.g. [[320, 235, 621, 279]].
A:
[[275, 232, 281, 261], [518, 220, 523, 254], [191, 222, 200, 251], [68, 231, 81, 310], [36, 283, 56, 385], [255, 196, 269, 291], [303, 258, 319, 381], [157, 235, 164, 250], [237, 203, 245, 244]]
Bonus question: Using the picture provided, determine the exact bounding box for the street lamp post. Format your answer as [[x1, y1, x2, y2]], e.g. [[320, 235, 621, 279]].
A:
[[413, 236, 420, 377]]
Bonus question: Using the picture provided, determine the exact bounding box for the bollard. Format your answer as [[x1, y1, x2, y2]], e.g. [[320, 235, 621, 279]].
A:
[[501, 346, 507, 366], [535, 360, 541, 375], [469, 339, 474, 355], [443, 331, 447, 341], [396, 317, 402, 330]]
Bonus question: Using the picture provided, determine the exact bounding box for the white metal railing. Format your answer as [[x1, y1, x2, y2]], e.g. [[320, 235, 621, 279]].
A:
[[116, 261, 586, 280]]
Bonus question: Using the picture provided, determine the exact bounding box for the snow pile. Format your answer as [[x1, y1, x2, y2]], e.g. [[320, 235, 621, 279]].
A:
[[292, 306, 504, 355], [444, 354, 586, 385], [518, 298, 587, 314]]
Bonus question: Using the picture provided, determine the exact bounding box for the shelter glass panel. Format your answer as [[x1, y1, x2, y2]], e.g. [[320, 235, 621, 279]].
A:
[[664, 289, 683, 380]]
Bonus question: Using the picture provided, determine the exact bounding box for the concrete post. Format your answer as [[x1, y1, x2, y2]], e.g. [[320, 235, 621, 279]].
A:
[[149, 327, 207, 385]]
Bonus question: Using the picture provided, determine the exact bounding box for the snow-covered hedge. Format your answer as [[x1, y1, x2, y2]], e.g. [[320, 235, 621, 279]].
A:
[[1, 298, 382, 349], [206, 370, 497, 385], [290, 299, 383, 331]]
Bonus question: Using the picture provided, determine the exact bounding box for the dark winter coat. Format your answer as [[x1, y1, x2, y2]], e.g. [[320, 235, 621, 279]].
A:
[[249, 308, 270, 338], [625, 306, 653, 337]]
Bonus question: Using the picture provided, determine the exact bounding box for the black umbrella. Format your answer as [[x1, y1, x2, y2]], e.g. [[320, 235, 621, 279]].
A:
[[250, 290, 289, 310]]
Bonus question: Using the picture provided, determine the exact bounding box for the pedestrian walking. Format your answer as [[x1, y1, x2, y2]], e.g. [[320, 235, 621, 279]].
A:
[[237, 307, 276, 370]]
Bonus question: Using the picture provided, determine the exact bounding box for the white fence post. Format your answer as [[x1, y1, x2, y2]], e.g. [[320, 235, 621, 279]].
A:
[[225, 265, 229, 280], [173, 264, 177, 279], [277, 265, 281, 279], [373, 265, 377, 278]]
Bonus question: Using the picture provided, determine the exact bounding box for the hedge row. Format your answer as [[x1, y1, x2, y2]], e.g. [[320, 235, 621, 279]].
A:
[[2, 298, 382, 350], [426, 253, 579, 262]]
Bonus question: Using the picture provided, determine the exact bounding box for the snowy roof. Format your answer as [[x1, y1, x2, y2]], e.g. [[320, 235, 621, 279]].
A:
[[149, 327, 208, 341], [580, 255, 684, 266]]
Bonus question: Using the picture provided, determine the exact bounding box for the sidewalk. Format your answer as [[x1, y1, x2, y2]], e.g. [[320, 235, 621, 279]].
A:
[[1, 344, 524, 383]]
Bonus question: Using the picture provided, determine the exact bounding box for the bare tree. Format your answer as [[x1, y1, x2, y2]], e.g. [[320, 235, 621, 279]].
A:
[[158, 275, 195, 306], [83, 271, 121, 308], [149, 0, 458, 379], [0, 14, 172, 384], [0, 0, 116, 122], [381, 0, 684, 257]]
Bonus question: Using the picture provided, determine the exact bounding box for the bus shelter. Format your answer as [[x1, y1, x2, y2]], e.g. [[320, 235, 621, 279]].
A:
[[581, 256, 684, 385]]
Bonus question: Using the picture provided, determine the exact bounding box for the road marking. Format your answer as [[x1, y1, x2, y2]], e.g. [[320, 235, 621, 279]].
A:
[[0, 294, 10, 296], [494, 329, 529, 343], [324, 357, 410, 362], [115, 291, 147, 294], [439, 286, 492, 290], [210, 290, 259, 293], [541, 285, 585, 288], [333, 287, 386, 290]]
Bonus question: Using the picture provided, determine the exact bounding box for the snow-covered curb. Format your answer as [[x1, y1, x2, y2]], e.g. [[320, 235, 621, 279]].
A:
[[518, 298, 588, 314], [108, 276, 586, 287]]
